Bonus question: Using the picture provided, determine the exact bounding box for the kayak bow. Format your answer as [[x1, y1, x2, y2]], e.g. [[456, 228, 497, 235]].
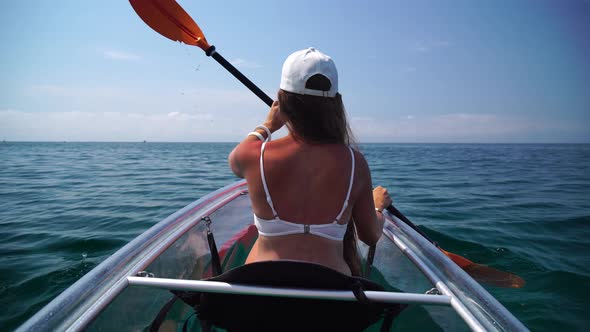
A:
[[17, 180, 529, 331]]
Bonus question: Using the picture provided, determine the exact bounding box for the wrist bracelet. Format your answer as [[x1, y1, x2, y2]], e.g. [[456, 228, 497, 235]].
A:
[[255, 125, 272, 142], [375, 207, 383, 213], [247, 131, 264, 141]]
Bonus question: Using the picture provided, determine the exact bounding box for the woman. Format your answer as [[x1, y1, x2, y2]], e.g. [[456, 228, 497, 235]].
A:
[[228, 47, 391, 276]]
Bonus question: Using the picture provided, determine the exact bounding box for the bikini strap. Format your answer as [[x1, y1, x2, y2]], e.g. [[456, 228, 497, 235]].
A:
[[334, 146, 355, 223], [260, 141, 279, 218]]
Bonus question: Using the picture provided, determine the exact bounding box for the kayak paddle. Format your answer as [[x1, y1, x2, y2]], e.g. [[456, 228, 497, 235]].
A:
[[129, 0, 273, 107], [386, 205, 525, 288]]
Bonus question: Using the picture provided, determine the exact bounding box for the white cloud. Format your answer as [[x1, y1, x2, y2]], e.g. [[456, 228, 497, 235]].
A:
[[412, 44, 430, 53], [349, 113, 580, 143], [3, 84, 275, 141], [24, 84, 272, 115], [230, 58, 262, 69], [0, 109, 222, 142], [28, 85, 126, 98], [1, 108, 585, 143], [10, 83, 583, 143], [352, 113, 505, 141], [433, 41, 451, 47], [102, 49, 141, 61], [410, 40, 451, 53]]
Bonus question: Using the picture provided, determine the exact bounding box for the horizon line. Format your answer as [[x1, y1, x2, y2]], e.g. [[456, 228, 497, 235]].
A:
[[2, 140, 589, 145]]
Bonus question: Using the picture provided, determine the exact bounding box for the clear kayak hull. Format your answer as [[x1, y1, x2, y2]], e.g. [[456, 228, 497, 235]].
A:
[[17, 180, 528, 332]]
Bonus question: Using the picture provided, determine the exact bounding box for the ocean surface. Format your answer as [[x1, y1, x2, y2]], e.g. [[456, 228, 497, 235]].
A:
[[0, 142, 588, 331]]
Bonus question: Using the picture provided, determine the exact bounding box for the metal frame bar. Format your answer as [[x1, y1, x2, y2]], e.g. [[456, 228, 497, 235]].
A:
[[382, 225, 486, 332], [382, 213, 529, 332], [127, 276, 452, 306], [67, 188, 247, 331], [17, 180, 250, 332]]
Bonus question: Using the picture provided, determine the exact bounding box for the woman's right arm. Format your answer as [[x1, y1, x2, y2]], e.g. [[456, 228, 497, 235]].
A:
[[228, 139, 258, 178], [351, 153, 392, 245], [228, 100, 284, 178]]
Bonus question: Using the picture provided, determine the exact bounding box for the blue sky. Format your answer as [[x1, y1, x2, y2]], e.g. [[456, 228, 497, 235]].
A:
[[1, 0, 588, 142]]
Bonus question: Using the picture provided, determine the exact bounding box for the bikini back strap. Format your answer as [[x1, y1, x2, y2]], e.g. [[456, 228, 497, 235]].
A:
[[260, 141, 279, 218], [334, 146, 355, 223]]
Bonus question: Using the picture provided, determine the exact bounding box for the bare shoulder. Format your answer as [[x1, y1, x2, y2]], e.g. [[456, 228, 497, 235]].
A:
[[234, 140, 262, 161], [352, 148, 369, 170], [229, 140, 262, 177], [351, 148, 371, 193], [352, 148, 370, 178]]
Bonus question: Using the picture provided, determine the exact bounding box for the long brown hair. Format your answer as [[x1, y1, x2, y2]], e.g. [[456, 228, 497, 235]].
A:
[[278, 89, 355, 146], [278, 87, 361, 276], [343, 221, 362, 276]]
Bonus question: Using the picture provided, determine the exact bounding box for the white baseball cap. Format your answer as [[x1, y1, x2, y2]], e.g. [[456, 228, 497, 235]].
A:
[[279, 47, 338, 97]]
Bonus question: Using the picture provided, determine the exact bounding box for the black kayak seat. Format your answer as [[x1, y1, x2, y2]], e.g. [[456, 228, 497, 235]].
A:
[[172, 260, 406, 332]]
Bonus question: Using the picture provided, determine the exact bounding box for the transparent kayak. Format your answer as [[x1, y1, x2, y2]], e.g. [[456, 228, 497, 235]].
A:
[[17, 180, 529, 332]]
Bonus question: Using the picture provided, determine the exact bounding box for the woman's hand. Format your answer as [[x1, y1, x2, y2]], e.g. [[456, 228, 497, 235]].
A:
[[262, 100, 285, 133], [373, 186, 392, 211]]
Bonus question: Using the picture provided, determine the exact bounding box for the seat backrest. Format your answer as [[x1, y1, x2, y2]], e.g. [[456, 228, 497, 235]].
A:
[[173, 260, 405, 332]]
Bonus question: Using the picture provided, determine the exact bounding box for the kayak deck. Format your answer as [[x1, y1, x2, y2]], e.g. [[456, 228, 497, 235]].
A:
[[17, 180, 528, 332]]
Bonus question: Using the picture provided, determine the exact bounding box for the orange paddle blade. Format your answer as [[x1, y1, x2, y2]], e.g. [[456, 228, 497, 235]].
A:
[[441, 249, 474, 269], [129, 0, 211, 50], [442, 249, 526, 288], [387, 205, 526, 289]]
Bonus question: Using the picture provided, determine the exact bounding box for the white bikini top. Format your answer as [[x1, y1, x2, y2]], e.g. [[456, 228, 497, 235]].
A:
[[253, 141, 355, 241]]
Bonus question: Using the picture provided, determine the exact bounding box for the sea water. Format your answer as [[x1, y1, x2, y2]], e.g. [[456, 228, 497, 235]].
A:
[[0, 142, 588, 331]]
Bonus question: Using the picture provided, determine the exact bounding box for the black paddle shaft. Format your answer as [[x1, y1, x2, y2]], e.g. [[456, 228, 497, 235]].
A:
[[205, 46, 274, 107], [386, 205, 439, 248]]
